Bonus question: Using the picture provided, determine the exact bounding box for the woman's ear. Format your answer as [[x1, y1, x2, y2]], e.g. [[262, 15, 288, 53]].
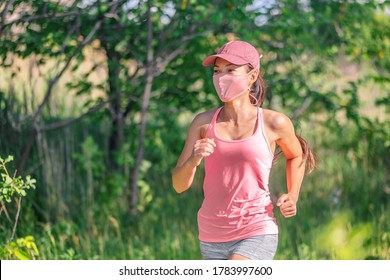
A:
[[248, 68, 259, 86]]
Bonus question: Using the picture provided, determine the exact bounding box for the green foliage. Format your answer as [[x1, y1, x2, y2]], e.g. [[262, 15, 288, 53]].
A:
[[1, 236, 39, 260], [0, 156, 38, 260], [0, 156, 36, 202], [73, 136, 105, 178], [314, 211, 373, 260]]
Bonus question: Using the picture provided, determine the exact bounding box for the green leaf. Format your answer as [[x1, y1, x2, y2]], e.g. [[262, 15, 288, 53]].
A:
[[4, 156, 13, 163], [13, 249, 31, 260], [5, 175, 12, 184]]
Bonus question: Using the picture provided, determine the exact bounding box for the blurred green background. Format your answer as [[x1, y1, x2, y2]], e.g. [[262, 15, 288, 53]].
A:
[[0, 0, 389, 260]]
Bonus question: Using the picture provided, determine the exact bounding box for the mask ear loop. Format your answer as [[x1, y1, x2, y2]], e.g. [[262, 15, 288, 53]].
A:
[[249, 93, 259, 105], [248, 66, 260, 105]]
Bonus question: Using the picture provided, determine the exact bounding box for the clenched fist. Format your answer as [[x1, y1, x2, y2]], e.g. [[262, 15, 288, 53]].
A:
[[276, 193, 297, 218], [191, 138, 216, 167]]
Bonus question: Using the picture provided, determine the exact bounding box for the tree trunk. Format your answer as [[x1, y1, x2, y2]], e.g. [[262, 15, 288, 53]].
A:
[[130, 1, 154, 216], [105, 47, 124, 169]]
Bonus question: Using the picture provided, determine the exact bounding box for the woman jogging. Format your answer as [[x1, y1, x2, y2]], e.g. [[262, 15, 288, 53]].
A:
[[172, 40, 315, 260]]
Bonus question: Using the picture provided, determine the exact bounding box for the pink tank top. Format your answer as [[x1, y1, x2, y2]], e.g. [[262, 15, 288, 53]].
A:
[[197, 107, 278, 242]]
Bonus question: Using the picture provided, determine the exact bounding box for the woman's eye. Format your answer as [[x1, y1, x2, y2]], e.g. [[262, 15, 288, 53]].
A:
[[213, 68, 238, 74]]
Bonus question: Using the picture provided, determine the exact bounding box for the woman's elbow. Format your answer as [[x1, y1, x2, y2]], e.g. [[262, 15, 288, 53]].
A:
[[172, 180, 190, 194], [173, 185, 185, 193], [171, 166, 194, 193]]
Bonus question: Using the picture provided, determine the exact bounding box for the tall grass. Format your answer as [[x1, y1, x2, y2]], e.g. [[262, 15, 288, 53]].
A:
[[272, 120, 389, 260]]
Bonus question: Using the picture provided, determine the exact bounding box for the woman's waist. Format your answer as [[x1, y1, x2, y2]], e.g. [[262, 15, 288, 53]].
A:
[[199, 196, 274, 218], [197, 202, 277, 238]]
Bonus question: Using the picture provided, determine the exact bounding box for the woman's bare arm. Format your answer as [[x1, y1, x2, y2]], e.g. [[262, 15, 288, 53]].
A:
[[268, 111, 305, 217], [172, 113, 216, 193]]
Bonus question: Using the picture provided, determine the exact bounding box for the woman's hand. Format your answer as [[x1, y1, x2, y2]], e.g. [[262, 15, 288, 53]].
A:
[[190, 138, 216, 166], [276, 193, 297, 218]]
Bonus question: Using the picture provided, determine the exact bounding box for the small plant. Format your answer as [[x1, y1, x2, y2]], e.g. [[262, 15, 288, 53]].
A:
[[1, 236, 39, 260], [0, 155, 38, 259]]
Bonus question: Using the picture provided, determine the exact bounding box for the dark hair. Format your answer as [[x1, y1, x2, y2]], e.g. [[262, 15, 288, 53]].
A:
[[245, 65, 315, 174], [246, 65, 266, 107]]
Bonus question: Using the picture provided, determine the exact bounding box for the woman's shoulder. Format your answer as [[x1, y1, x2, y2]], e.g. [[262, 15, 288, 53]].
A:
[[262, 108, 293, 131], [192, 108, 219, 125], [191, 108, 220, 138]]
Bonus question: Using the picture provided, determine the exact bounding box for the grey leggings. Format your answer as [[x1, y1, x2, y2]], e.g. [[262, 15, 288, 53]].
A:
[[200, 234, 278, 260]]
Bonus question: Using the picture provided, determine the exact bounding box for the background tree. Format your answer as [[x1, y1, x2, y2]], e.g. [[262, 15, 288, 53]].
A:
[[0, 0, 257, 216]]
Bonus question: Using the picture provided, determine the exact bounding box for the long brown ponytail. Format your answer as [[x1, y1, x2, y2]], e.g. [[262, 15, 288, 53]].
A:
[[246, 65, 316, 174], [248, 65, 267, 107]]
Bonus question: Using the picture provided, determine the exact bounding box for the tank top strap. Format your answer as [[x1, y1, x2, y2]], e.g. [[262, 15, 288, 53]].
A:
[[257, 107, 274, 157], [205, 107, 223, 138], [257, 107, 262, 131]]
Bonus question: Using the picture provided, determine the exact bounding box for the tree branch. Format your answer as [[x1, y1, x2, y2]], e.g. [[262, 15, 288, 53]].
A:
[[31, 19, 103, 123], [0, 0, 15, 37], [155, 45, 186, 75], [1, 0, 127, 30], [17, 18, 104, 175], [1, 1, 98, 29], [155, 30, 211, 75], [156, 28, 211, 60], [0, 199, 12, 225], [291, 95, 312, 120], [10, 197, 21, 241], [39, 99, 110, 132]]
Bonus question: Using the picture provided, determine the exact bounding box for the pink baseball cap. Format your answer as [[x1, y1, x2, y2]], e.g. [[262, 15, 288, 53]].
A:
[[202, 40, 261, 68]]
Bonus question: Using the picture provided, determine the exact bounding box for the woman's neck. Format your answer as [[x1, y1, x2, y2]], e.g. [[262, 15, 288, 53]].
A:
[[222, 97, 257, 124]]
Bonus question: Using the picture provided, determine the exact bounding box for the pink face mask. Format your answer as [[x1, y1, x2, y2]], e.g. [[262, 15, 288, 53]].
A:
[[213, 71, 252, 102]]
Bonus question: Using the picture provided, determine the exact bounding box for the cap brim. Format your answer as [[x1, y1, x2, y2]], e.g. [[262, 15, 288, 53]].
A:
[[202, 54, 249, 66]]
